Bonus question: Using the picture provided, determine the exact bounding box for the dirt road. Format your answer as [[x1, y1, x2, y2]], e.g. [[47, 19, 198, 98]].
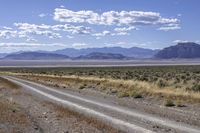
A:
[[4, 76, 200, 133]]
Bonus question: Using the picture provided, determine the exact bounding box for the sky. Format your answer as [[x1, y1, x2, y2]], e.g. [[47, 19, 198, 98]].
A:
[[0, 0, 200, 53]]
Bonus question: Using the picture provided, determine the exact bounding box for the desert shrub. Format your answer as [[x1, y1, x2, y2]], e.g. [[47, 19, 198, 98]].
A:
[[157, 79, 168, 88], [40, 71, 47, 74], [190, 84, 200, 92], [164, 99, 175, 107], [118, 92, 129, 98], [132, 93, 143, 98], [79, 84, 87, 90]]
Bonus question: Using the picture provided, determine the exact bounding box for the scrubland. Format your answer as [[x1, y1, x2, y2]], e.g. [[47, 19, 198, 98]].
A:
[[1, 65, 199, 105]]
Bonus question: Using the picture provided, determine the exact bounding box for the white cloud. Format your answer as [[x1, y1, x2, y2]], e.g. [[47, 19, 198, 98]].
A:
[[92, 30, 111, 37], [2, 26, 13, 30], [114, 26, 136, 32], [0, 30, 17, 39], [26, 37, 37, 42], [158, 23, 181, 31], [0, 42, 66, 47], [38, 13, 47, 18], [173, 40, 200, 44], [49, 24, 91, 34], [60, 5, 65, 8], [0, 23, 93, 41], [111, 26, 136, 36], [177, 14, 182, 17], [66, 35, 74, 39], [54, 8, 180, 30], [116, 42, 126, 45], [173, 40, 189, 43], [114, 32, 129, 36], [14, 23, 62, 39], [92, 29, 131, 38], [72, 43, 88, 48]]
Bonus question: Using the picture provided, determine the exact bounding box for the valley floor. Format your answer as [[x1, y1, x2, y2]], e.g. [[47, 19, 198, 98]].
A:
[[0, 65, 200, 133]]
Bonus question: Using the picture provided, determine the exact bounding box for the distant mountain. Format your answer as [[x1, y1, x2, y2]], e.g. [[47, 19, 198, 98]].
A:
[[0, 53, 8, 58], [75, 52, 128, 60], [2, 52, 69, 60], [54, 47, 159, 58], [155, 42, 200, 59]]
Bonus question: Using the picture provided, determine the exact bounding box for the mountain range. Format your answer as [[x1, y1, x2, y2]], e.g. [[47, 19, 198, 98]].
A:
[[3, 52, 69, 60], [53, 47, 158, 58], [74, 52, 129, 60], [155, 42, 200, 59], [0, 53, 8, 58], [1, 42, 200, 60]]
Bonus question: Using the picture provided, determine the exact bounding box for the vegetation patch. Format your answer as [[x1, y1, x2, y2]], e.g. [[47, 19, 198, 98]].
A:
[[164, 99, 175, 107], [1, 65, 200, 103]]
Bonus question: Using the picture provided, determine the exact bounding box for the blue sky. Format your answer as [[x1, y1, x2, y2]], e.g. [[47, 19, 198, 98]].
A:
[[0, 0, 199, 53]]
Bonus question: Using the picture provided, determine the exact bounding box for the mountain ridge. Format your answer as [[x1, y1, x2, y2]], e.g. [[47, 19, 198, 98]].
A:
[[74, 52, 129, 60], [2, 52, 69, 60], [155, 42, 200, 59], [53, 46, 159, 58]]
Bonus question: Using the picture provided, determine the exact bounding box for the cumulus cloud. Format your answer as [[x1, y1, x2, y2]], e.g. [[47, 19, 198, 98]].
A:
[[51, 24, 91, 34], [14, 23, 62, 39], [2, 26, 13, 30], [114, 26, 136, 32], [92, 30, 111, 37], [92, 28, 133, 38], [0, 30, 17, 39], [158, 24, 181, 31], [0, 23, 94, 41], [15, 23, 92, 35], [54, 8, 180, 30], [113, 26, 136, 35]]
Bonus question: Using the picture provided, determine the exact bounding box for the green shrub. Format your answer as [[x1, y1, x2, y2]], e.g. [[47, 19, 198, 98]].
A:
[[191, 84, 200, 92]]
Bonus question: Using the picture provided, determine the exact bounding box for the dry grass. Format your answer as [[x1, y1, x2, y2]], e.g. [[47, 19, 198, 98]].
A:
[[0, 100, 29, 125], [0, 77, 21, 95], [0, 77, 20, 89], [12, 73, 200, 104], [0, 98, 31, 133], [45, 101, 123, 133], [0, 77, 30, 133]]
